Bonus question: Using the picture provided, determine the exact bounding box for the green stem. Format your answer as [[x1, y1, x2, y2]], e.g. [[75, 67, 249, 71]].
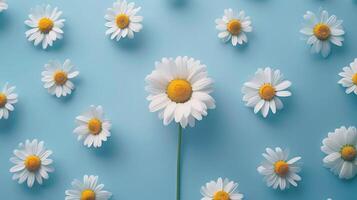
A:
[[176, 124, 183, 200]]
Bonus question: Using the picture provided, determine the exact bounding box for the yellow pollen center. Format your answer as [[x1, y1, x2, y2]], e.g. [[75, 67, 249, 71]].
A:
[[81, 189, 96, 200], [166, 79, 193, 103], [116, 14, 130, 29], [213, 191, 230, 200], [259, 83, 276, 100], [274, 160, 289, 177], [0, 93, 7, 108], [53, 71, 68, 85], [352, 74, 357, 85], [227, 19, 241, 35], [88, 118, 102, 135], [341, 145, 357, 161], [313, 23, 331, 40], [38, 18, 54, 33], [24, 155, 41, 172]]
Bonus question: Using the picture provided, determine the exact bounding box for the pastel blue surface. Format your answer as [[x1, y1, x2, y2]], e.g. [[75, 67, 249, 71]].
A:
[[1, 0, 357, 199]]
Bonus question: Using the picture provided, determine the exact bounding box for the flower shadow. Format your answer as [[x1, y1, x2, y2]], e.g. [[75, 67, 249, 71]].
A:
[[168, 0, 189, 8], [110, 31, 146, 52], [0, 12, 10, 30], [0, 104, 21, 135], [19, 166, 59, 196], [88, 130, 121, 160]]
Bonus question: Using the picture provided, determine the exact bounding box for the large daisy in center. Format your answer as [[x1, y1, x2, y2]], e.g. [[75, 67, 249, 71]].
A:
[[145, 56, 215, 128], [242, 67, 292, 118]]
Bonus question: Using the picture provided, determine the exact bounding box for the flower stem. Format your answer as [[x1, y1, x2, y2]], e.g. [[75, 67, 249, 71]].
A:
[[176, 124, 183, 200]]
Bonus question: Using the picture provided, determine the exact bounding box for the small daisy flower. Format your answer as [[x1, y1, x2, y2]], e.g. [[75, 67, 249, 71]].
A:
[[74, 105, 111, 148], [257, 147, 302, 190], [300, 10, 344, 58], [0, 0, 8, 12], [338, 58, 357, 95], [215, 9, 252, 47], [200, 177, 243, 200], [25, 5, 65, 49], [41, 59, 79, 98], [65, 175, 112, 200], [105, 0, 143, 41], [0, 83, 18, 120], [321, 126, 357, 179], [9, 139, 54, 188], [145, 56, 216, 128], [242, 67, 291, 118]]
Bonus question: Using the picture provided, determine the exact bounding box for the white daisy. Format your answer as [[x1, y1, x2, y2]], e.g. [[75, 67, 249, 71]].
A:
[[321, 126, 357, 179], [0, 0, 8, 12], [25, 5, 65, 49], [9, 139, 54, 188], [65, 175, 112, 200], [242, 67, 291, 118], [145, 56, 216, 128], [200, 177, 243, 200], [338, 58, 357, 95], [257, 147, 302, 190], [74, 105, 111, 148], [105, 0, 143, 41], [0, 83, 18, 120], [215, 9, 252, 47], [41, 59, 79, 98], [300, 9, 344, 58]]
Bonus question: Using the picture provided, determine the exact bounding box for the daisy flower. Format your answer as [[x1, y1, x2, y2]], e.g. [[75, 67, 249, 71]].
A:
[[145, 56, 216, 128], [321, 126, 357, 179], [0, 83, 18, 120], [215, 9, 252, 47], [9, 139, 54, 188], [74, 105, 111, 148], [41, 59, 79, 98], [242, 67, 291, 118], [65, 175, 112, 200], [338, 58, 357, 95], [257, 147, 302, 190], [105, 0, 143, 41], [200, 177, 243, 200], [25, 5, 65, 49], [300, 9, 344, 58], [0, 0, 8, 12]]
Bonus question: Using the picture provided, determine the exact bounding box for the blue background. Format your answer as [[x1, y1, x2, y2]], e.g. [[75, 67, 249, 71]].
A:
[[0, 0, 357, 199]]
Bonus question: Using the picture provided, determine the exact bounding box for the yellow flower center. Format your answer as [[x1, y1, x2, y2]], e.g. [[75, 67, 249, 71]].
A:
[[81, 189, 96, 200], [313, 23, 331, 41], [24, 155, 41, 172], [38, 18, 54, 33], [352, 74, 357, 85], [166, 79, 193, 103], [0, 93, 7, 108], [227, 19, 241, 35], [341, 145, 357, 161], [53, 71, 68, 86], [88, 118, 102, 135], [259, 83, 276, 101], [116, 14, 130, 29], [213, 191, 230, 200], [274, 160, 289, 177]]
